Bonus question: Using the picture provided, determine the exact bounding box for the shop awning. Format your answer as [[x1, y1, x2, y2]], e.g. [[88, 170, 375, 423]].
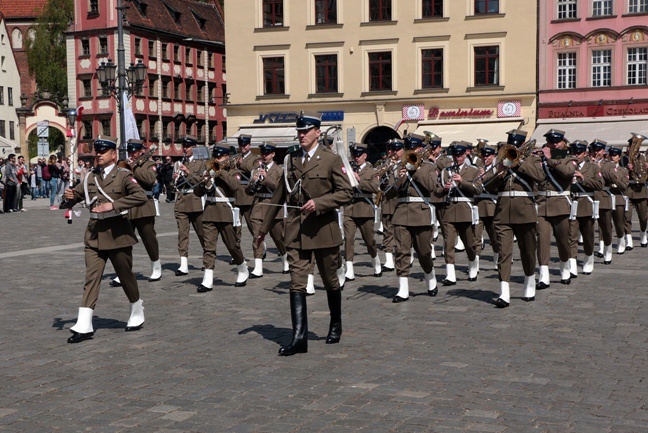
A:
[[225, 126, 299, 147], [531, 118, 648, 146], [0, 136, 17, 156], [412, 120, 523, 146]]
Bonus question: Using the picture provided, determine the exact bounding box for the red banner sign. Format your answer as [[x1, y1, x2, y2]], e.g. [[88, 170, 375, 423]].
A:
[[539, 102, 648, 119]]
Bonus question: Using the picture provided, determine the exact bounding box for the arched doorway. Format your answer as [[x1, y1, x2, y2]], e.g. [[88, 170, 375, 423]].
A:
[[362, 126, 401, 164]]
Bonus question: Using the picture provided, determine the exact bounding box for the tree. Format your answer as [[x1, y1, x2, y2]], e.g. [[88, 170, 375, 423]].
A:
[[25, 0, 74, 103]]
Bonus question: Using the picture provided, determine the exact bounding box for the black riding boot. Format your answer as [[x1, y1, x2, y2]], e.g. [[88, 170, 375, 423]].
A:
[[279, 292, 308, 356], [325, 289, 342, 344]]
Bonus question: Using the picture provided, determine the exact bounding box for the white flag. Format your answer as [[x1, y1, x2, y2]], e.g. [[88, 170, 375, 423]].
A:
[[123, 91, 140, 142]]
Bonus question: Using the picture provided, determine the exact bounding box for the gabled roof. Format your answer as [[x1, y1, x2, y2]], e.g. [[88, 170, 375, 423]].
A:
[[126, 0, 224, 44], [0, 0, 47, 19]]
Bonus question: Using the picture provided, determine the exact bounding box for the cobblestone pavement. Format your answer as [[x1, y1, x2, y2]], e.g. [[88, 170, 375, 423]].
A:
[[0, 197, 646, 432]]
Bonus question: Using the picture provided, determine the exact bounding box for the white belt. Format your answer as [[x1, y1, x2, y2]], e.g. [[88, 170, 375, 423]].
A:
[[206, 197, 235, 203], [89, 211, 126, 220], [448, 197, 472, 203], [629, 180, 645, 185], [353, 193, 373, 199], [145, 191, 154, 197], [572, 192, 594, 198], [256, 193, 273, 199], [179, 189, 194, 194], [240, 181, 249, 185], [399, 197, 429, 203], [537, 190, 570, 197], [498, 191, 534, 198], [476, 194, 498, 200]]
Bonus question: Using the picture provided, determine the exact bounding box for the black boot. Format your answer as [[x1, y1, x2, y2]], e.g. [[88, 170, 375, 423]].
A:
[[325, 290, 342, 344], [279, 292, 308, 356]]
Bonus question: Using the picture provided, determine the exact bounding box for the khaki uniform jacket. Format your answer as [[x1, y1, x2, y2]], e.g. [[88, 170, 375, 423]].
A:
[[435, 154, 453, 171], [129, 160, 157, 219], [235, 151, 256, 207], [69, 167, 147, 250], [174, 158, 206, 213], [608, 163, 630, 204], [440, 163, 481, 223], [595, 160, 617, 210], [247, 161, 284, 221], [260, 145, 353, 250], [345, 163, 379, 218], [476, 162, 498, 218], [570, 160, 604, 217], [379, 163, 400, 215], [537, 155, 578, 217], [485, 155, 545, 225], [195, 169, 239, 223], [392, 162, 438, 227]]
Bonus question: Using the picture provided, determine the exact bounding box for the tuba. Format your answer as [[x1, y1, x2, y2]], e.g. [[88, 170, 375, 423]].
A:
[[628, 132, 648, 182]]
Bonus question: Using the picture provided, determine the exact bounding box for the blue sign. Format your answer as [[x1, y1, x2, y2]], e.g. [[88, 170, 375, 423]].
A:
[[253, 111, 344, 124]]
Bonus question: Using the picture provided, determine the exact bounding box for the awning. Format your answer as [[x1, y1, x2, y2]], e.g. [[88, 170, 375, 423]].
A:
[[531, 118, 648, 146], [0, 136, 17, 156], [225, 126, 299, 147], [412, 120, 523, 146]]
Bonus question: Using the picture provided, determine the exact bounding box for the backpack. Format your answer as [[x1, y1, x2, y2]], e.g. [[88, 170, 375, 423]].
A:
[[42, 165, 51, 181]]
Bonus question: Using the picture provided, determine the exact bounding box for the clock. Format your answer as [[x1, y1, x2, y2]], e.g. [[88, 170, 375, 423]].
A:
[[501, 102, 517, 117], [406, 105, 422, 119]]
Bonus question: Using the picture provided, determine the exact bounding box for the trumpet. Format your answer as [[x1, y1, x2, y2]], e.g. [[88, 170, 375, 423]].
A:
[[401, 145, 434, 171], [248, 159, 267, 194], [118, 145, 158, 171], [211, 154, 239, 174]]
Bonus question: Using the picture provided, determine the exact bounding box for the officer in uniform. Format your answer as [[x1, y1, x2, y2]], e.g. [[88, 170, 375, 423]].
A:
[[484, 130, 544, 308], [247, 143, 289, 278], [474, 146, 500, 269], [194, 146, 249, 291], [377, 139, 404, 272], [624, 137, 648, 249], [590, 140, 617, 264], [568, 141, 604, 275], [173, 136, 206, 276], [257, 112, 352, 356], [63, 136, 148, 343], [343, 145, 381, 280], [608, 147, 630, 254], [424, 134, 445, 245], [536, 129, 578, 289], [233, 134, 257, 256], [391, 141, 439, 303], [439, 142, 481, 285], [110, 139, 161, 287]]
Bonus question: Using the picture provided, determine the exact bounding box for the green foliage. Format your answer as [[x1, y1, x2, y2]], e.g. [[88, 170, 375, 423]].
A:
[[28, 127, 66, 159], [25, 0, 74, 103]]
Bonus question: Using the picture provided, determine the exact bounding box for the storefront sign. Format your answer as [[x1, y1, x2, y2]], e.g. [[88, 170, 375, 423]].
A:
[[539, 102, 648, 119], [253, 111, 344, 124], [427, 107, 493, 119]]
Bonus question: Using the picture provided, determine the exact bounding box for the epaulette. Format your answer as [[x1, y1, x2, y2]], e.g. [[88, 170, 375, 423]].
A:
[[117, 167, 132, 173]]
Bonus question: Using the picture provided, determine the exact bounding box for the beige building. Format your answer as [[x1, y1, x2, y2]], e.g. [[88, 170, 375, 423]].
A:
[[224, 0, 537, 158]]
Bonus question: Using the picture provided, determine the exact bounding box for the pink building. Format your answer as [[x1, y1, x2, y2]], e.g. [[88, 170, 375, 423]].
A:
[[533, 0, 648, 144], [67, 0, 226, 158]]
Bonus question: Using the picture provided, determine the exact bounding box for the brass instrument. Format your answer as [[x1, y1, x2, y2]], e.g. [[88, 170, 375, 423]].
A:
[[350, 161, 360, 172], [248, 158, 267, 194], [550, 148, 569, 160], [476, 138, 488, 152], [211, 154, 239, 175], [401, 146, 434, 171], [628, 132, 648, 182], [118, 145, 158, 171]]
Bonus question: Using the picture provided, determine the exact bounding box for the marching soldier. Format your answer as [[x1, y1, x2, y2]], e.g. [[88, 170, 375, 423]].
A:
[[439, 142, 481, 285], [391, 142, 439, 303], [247, 143, 289, 278], [608, 147, 630, 254], [173, 136, 206, 276], [424, 135, 445, 244], [624, 137, 648, 249], [568, 141, 604, 275], [474, 146, 500, 269], [590, 140, 617, 264], [343, 145, 381, 280], [536, 129, 578, 289], [484, 129, 544, 308], [194, 146, 249, 291], [233, 134, 257, 256], [63, 136, 148, 343], [257, 112, 352, 356], [378, 139, 404, 272], [110, 139, 162, 287]]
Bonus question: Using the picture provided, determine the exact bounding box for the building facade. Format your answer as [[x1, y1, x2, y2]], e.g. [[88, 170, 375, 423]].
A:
[[0, 14, 21, 155], [224, 0, 538, 158], [534, 0, 648, 145], [66, 0, 226, 158]]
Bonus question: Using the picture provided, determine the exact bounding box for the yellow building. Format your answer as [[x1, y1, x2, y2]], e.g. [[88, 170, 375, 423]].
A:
[[224, 0, 537, 158]]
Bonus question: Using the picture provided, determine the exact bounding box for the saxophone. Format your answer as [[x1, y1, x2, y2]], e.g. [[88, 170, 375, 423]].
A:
[[628, 132, 648, 182]]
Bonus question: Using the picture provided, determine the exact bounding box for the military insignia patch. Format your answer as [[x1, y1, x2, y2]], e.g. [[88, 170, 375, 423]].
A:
[[341, 166, 347, 174], [131, 178, 138, 183]]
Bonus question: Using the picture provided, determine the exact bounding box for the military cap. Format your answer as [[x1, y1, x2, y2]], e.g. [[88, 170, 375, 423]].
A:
[[544, 129, 566, 144], [295, 111, 322, 131], [182, 135, 198, 147], [94, 136, 117, 152], [212, 146, 230, 158], [589, 139, 607, 152], [388, 138, 404, 151], [404, 133, 425, 150], [259, 143, 276, 154], [126, 139, 145, 153], [481, 146, 497, 156], [237, 134, 252, 146], [507, 129, 528, 146], [569, 140, 588, 154], [608, 147, 623, 157], [449, 141, 470, 156], [351, 146, 368, 156]]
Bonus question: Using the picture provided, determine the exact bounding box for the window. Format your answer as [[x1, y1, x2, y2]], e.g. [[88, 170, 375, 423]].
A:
[[422, 48, 443, 88], [368, 51, 392, 91], [7, 87, 12, 106], [0, 86, 4, 105], [198, 84, 205, 102], [134, 38, 142, 56], [173, 46, 180, 62], [629, 0, 648, 13], [475, 0, 499, 14], [557, 0, 577, 19], [422, 0, 443, 17], [262, 57, 285, 94], [162, 43, 169, 60], [197, 50, 203, 67], [474, 46, 499, 86], [162, 80, 170, 98], [174, 81, 183, 99], [315, 0, 337, 24], [315, 54, 338, 93], [592, 49, 612, 87], [82, 121, 93, 139], [81, 40, 90, 56], [82, 79, 93, 97], [557, 52, 576, 89], [592, 0, 612, 16], [101, 119, 112, 136], [627, 47, 647, 85], [186, 47, 192, 64], [149, 77, 157, 97], [263, 0, 284, 27], [174, 123, 182, 141], [0, 121, 5, 138], [148, 40, 156, 58], [99, 37, 108, 55], [369, 0, 392, 21], [89, 0, 99, 14], [9, 121, 14, 140]]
